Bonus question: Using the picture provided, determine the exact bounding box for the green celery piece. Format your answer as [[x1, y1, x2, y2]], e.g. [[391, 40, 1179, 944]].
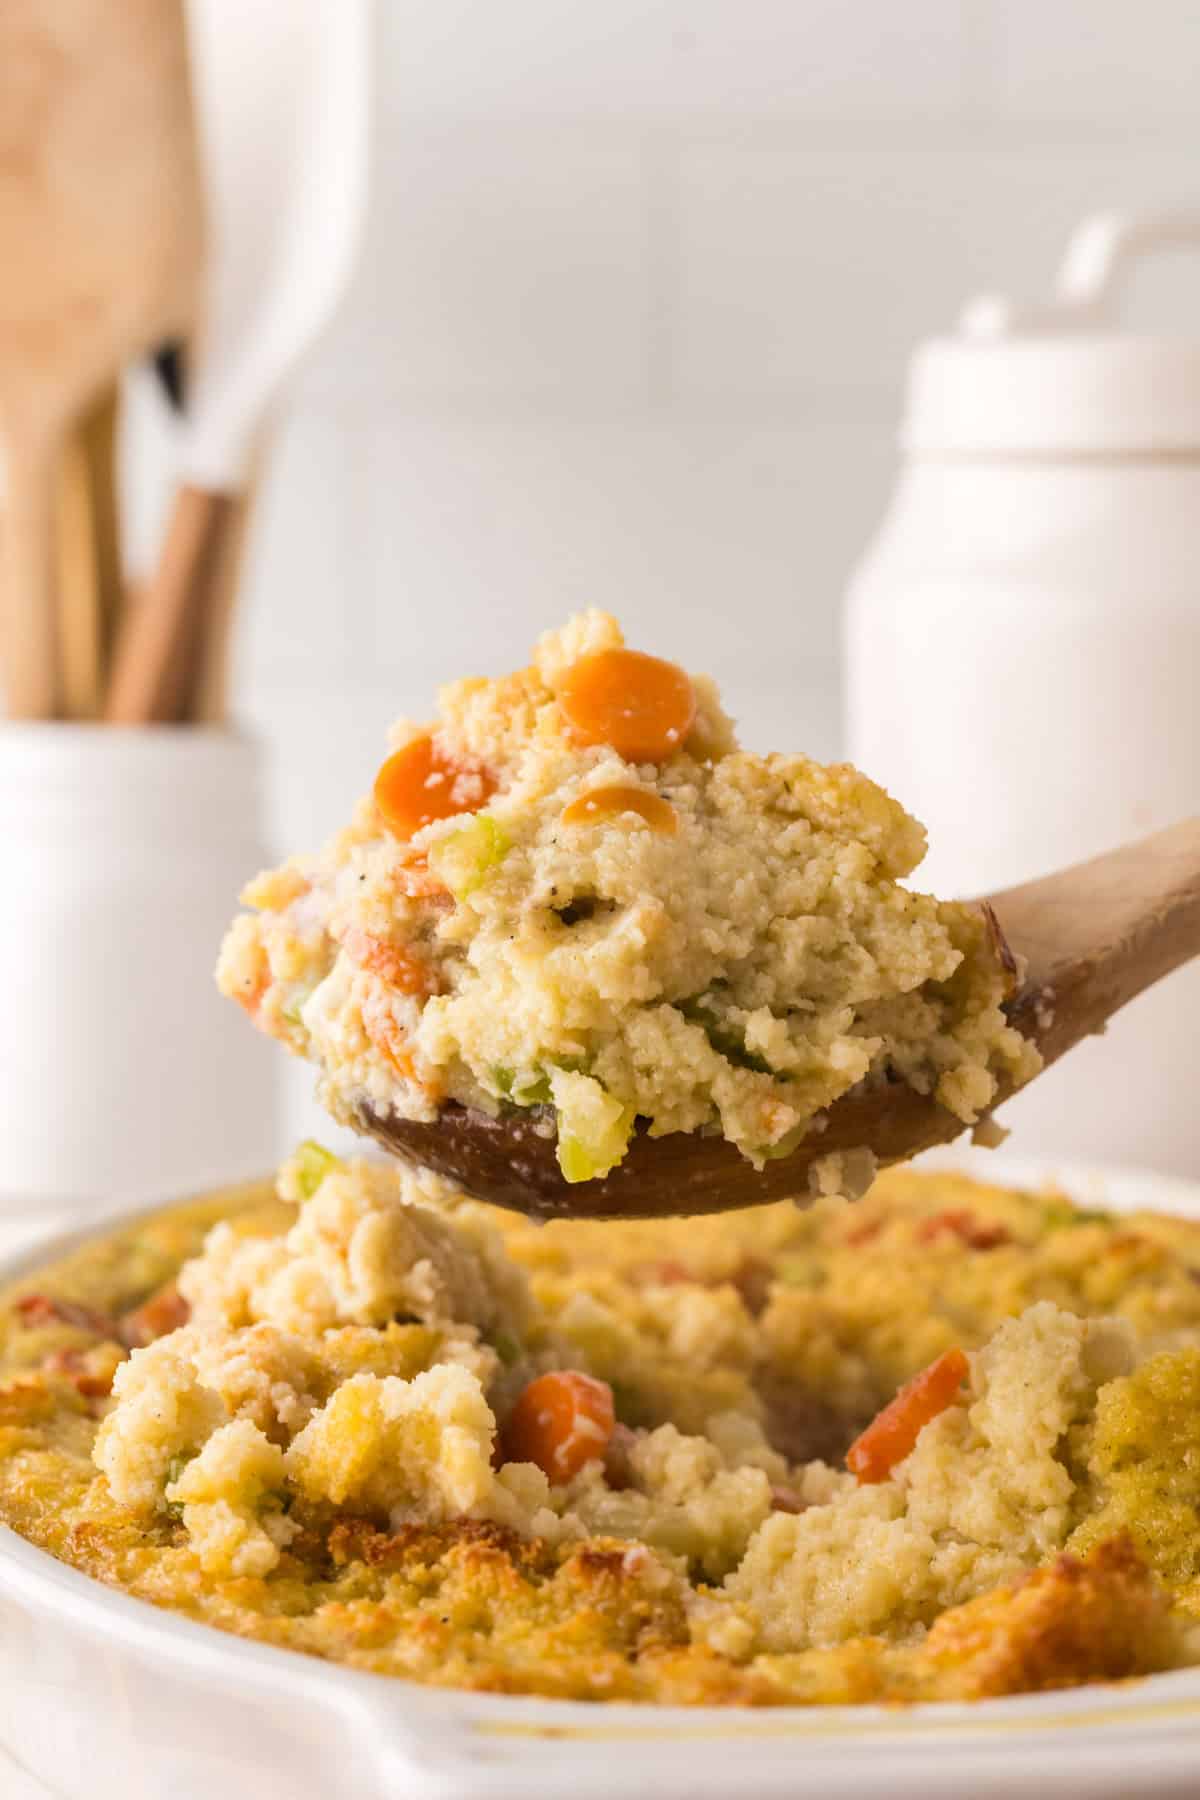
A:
[[281, 985, 314, 1029], [553, 1079, 636, 1184], [679, 996, 774, 1075], [489, 1330, 521, 1366], [294, 1140, 342, 1200], [429, 814, 510, 900]]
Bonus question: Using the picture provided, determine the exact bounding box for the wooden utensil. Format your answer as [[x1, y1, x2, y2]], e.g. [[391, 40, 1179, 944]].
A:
[[0, 0, 202, 719], [358, 819, 1200, 1220], [55, 384, 122, 719], [105, 0, 369, 726]]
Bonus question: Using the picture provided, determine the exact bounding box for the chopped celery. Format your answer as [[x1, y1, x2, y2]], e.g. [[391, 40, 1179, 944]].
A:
[[428, 813, 510, 900], [164, 1453, 192, 1520], [513, 1071, 553, 1105], [1042, 1199, 1110, 1231], [757, 1122, 808, 1162], [489, 1064, 552, 1105], [679, 996, 775, 1075], [294, 1140, 342, 1200], [551, 1069, 636, 1183], [281, 985, 314, 1029], [490, 1330, 521, 1366]]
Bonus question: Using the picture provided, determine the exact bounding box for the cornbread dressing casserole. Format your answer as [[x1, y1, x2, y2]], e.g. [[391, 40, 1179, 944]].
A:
[[216, 615, 1038, 1185], [3, 1153, 1200, 1704]]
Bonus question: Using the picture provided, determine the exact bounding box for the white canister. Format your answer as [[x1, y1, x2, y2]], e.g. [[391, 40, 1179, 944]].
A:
[[845, 212, 1200, 1177], [0, 726, 281, 1216]]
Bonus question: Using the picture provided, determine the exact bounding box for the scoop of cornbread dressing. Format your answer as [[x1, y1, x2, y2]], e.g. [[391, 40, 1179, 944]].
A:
[[1, 1156, 1199, 1703], [6, 620, 1193, 1709], [216, 613, 1038, 1185]]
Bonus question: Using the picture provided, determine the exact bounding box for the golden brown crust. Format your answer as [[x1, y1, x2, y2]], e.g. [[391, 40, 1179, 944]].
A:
[[916, 1537, 1179, 1700]]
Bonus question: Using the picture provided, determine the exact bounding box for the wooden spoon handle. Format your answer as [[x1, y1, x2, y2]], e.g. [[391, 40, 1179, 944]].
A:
[[189, 482, 258, 725], [0, 437, 59, 719], [82, 387, 123, 685], [995, 817, 1200, 1067], [105, 484, 234, 725]]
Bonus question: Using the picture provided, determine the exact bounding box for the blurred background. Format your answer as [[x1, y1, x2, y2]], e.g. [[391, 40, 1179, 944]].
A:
[[184, 0, 1200, 1145]]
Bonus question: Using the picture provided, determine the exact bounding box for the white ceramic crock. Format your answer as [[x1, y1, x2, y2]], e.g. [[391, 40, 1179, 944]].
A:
[[1, 1154, 1200, 1800], [845, 211, 1200, 1179], [0, 726, 281, 1216]]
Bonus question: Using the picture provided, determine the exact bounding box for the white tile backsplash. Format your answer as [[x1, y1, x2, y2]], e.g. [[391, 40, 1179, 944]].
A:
[[983, 0, 1200, 126], [302, 129, 654, 407], [378, 0, 975, 123], [99, 0, 1200, 1155], [360, 413, 891, 683]]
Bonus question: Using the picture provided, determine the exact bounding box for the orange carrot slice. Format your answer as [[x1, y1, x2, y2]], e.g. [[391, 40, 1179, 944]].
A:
[[559, 648, 696, 763], [374, 735, 496, 839], [502, 1370, 615, 1481], [847, 1347, 969, 1484], [561, 784, 678, 834], [118, 1282, 190, 1349]]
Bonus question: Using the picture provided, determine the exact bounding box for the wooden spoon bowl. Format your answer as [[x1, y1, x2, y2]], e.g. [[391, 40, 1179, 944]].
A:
[[357, 820, 1200, 1220]]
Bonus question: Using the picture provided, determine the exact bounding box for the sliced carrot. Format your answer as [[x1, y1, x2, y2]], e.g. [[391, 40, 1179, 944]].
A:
[[847, 1347, 969, 1485], [118, 1281, 191, 1349], [342, 927, 441, 997], [559, 648, 696, 764], [15, 1294, 119, 1338], [502, 1370, 615, 1482], [561, 784, 679, 834], [916, 1210, 1010, 1251], [40, 1348, 118, 1398], [374, 735, 496, 839]]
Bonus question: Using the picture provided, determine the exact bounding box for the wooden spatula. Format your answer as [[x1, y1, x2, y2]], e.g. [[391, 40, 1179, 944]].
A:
[[105, 0, 370, 725], [0, 0, 202, 719]]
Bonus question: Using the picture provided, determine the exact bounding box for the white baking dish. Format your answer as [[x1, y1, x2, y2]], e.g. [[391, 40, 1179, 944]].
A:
[[3, 1153, 1200, 1800]]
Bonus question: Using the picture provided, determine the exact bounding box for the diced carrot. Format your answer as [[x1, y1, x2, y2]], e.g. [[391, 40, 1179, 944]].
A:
[[558, 649, 696, 764], [502, 1370, 615, 1482], [15, 1294, 119, 1338], [847, 1347, 969, 1485], [118, 1282, 191, 1349], [360, 993, 441, 1100], [390, 855, 452, 906], [916, 1210, 1011, 1251], [40, 1348, 119, 1397], [342, 927, 441, 997], [232, 947, 271, 1022], [844, 1217, 885, 1248], [561, 784, 679, 834], [374, 735, 496, 839]]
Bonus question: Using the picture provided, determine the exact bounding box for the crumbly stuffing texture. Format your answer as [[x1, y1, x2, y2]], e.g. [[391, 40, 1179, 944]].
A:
[[215, 614, 1038, 1179], [3, 1156, 1200, 1704]]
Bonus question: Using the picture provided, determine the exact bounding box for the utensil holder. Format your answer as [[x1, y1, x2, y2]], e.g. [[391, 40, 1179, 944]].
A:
[[0, 725, 281, 1216]]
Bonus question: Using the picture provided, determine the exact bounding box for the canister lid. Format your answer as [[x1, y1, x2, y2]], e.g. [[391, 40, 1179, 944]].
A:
[[904, 213, 1200, 456]]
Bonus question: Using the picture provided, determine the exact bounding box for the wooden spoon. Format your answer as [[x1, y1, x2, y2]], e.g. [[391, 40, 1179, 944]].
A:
[[55, 383, 122, 719], [358, 819, 1200, 1220], [0, 0, 202, 719]]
